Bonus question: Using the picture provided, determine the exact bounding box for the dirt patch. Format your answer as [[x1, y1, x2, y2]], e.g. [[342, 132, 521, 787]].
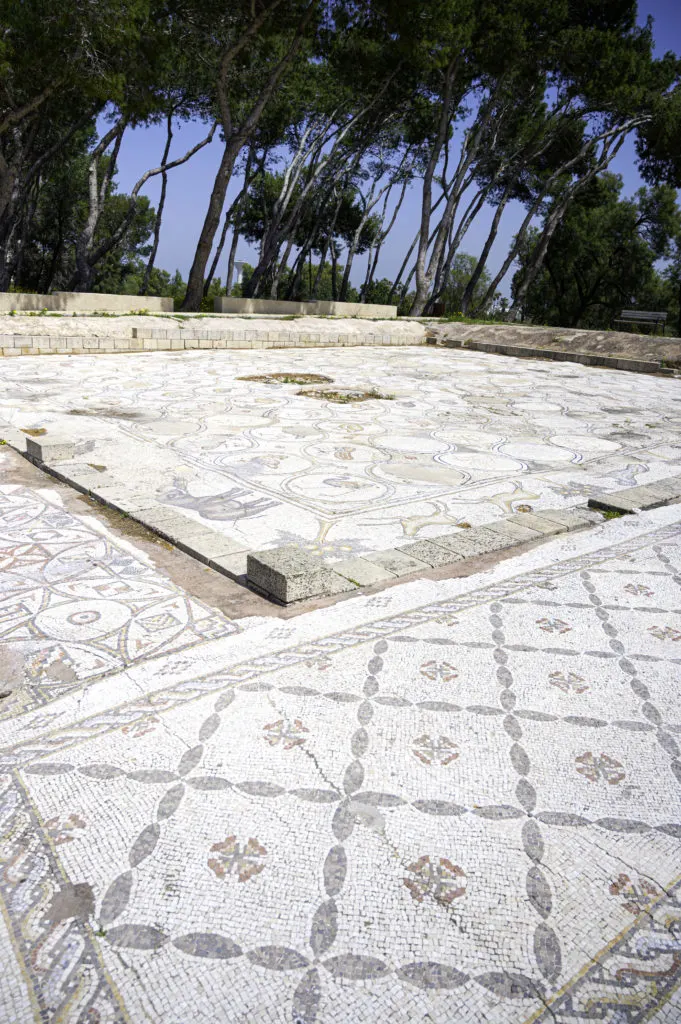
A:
[[237, 373, 333, 385], [20, 427, 47, 436], [297, 387, 394, 404], [67, 407, 146, 420]]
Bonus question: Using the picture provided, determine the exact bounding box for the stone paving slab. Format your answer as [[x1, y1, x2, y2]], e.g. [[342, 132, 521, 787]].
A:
[[333, 556, 397, 586], [361, 547, 431, 577], [397, 538, 463, 567], [2, 485, 681, 1023]]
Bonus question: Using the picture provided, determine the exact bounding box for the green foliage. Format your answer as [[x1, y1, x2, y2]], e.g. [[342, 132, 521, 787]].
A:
[[514, 173, 681, 330]]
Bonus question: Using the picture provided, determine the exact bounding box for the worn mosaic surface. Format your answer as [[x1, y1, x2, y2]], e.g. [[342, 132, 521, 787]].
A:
[[0, 481, 238, 718], [1, 485, 680, 1022], [1, 347, 680, 559]]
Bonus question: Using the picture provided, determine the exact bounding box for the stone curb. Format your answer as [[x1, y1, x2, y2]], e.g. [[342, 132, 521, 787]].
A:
[[438, 337, 665, 375], [3, 421, 680, 604], [588, 477, 681, 515]]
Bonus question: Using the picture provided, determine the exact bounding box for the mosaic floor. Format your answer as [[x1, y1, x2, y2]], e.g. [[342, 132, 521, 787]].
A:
[[1, 467, 681, 1022], [1, 347, 680, 560]]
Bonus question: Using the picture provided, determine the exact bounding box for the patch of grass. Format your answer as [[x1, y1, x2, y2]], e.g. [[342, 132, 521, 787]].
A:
[[298, 387, 394, 404], [600, 509, 625, 520]]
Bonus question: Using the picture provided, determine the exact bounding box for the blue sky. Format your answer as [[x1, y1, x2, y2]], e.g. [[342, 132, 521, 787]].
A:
[[114, 0, 681, 296]]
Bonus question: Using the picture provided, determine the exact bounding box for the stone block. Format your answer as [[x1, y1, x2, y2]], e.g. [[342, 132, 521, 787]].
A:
[[333, 557, 397, 587], [209, 552, 249, 580], [589, 485, 670, 514], [247, 546, 356, 603], [396, 539, 463, 568], [531, 507, 603, 531], [171, 524, 248, 562], [25, 436, 79, 463], [637, 478, 681, 502], [505, 513, 567, 536], [484, 519, 543, 544], [363, 548, 430, 577], [429, 526, 512, 558]]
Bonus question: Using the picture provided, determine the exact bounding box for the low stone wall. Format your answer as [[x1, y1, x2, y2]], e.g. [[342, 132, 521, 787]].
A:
[[214, 297, 397, 318], [0, 316, 426, 356], [0, 292, 172, 313]]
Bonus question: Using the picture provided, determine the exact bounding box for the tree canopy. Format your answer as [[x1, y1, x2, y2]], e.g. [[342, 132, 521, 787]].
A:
[[0, 0, 679, 321]]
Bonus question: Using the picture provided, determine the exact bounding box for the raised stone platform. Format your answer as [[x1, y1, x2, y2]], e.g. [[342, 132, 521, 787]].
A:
[[7, 415, 681, 603]]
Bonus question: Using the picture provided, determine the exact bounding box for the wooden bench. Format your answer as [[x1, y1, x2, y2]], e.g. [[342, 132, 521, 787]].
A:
[[613, 309, 668, 335]]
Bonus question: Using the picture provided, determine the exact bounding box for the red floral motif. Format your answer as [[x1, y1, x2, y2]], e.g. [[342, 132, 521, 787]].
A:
[[624, 583, 654, 597], [412, 734, 459, 766], [575, 751, 625, 785], [122, 716, 160, 738], [404, 856, 466, 905], [536, 617, 572, 634], [208, 837, 267, 883], [648, 625, 681, 642], [609, 873, 660, 915], [263, 718, 309, 750], [45, 813, 86, 845], [549, 671, 589, 695], [306, 655, 331, 671], [420, 660, 458, 683]]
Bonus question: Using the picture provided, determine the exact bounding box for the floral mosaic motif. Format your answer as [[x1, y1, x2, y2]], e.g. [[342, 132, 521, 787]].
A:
[[122, 715, 160, 738], [575, 751, 626, 785], [549, 670, 589, 695], [515, 504, 534, 513], [648, 625, 681, 642], [45, 813, 86, 845], [306, 655, 331, 671], [404, 856, 466, 906], [263, 718, 309, 750], [624, 583, 654, 597], [434, 615, 459, 626], [609, 873, 660, 915], [412, 734, 460, 766], [536, 617, 572, 634], [420, 660, 458, 683], [208, 836, 267, 883]]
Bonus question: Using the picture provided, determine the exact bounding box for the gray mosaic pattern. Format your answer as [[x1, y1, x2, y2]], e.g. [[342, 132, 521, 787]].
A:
[[1, 516, 681, 1021]]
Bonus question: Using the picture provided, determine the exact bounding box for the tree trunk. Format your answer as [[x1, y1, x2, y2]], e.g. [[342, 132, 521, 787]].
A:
[[461, 191, 511, 315], [142, 111, 174, 295]]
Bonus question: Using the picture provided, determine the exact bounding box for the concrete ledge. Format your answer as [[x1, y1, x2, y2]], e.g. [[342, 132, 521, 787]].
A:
[[439, 337, 663, 375], [0, 292, 171, 313], [247, 546, 356, 603], [214, 297, 397, 318]]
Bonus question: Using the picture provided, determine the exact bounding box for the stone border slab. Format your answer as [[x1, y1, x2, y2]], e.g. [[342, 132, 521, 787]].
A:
[[588, 477, 681, 514], [4, 420, 681, 604]]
